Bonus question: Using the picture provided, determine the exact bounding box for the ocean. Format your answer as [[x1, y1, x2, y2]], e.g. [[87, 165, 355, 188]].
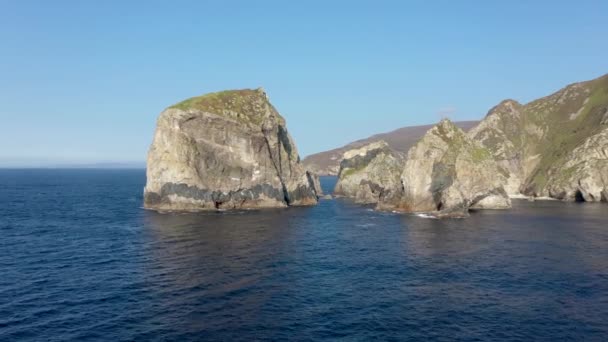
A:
[[1, 169, 607, 341]]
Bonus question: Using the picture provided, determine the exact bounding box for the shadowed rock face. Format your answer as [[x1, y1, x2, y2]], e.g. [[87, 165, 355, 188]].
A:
[[333, 141, 403, 204], [144, 88, 319, 211], [470, 73, 608, 201], [378, 119, 511, 217]]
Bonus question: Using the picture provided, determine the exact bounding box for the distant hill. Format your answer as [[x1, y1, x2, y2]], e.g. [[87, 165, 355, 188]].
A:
[[0, 159, 145, 169], [302, 121, 479, 175]]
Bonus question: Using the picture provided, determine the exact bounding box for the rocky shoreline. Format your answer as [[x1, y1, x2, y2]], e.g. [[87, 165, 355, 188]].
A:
[[330, 74, 608, 217], [145, 74, 608, 217]]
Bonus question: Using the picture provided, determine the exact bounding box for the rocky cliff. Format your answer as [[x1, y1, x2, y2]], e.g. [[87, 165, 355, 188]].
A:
[[469, 73, 608, 201], [378, 119, 511, 217], [144, 88, 319, 211], [333, 141, 403, 203], [303, 121, 479, 175]]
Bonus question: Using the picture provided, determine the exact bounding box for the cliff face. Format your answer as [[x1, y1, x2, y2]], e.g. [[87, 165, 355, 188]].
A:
[[302, 121, 479, 176], [333, 141, 402, 204], [543, 128, 608, 201], [144, 88, 319, 211], [378, 119, 511, 217], [470, 74, 608, 201]]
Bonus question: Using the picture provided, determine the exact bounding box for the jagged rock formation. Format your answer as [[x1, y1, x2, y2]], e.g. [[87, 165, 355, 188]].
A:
[[302, 121, 478, 175], [333, 141, 403, 203], [305, 159, 341, 177], [543, 128, 608, 201], [144, 88, 319, 211], [378, 119, 511, 217], [469, 73, 608, 201], [310, 172, 324, 196]]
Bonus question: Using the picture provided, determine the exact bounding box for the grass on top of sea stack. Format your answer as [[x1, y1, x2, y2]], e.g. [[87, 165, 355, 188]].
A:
[[169, 88, 277, 126]]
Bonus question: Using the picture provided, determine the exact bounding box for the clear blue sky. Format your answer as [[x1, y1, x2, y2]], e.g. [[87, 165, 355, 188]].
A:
[[1, 1, 607, 165]]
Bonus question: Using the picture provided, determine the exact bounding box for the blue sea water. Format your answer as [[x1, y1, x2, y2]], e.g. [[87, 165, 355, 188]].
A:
[[1, 169, 608, 341]]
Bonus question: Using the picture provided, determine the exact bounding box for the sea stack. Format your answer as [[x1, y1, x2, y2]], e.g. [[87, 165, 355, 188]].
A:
[[378, 119, 511, 217], [333, 141, 402, 203], [144, 88, 319, 211]]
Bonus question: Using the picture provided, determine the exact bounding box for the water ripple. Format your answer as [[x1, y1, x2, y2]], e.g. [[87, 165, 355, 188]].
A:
[[0, 170, 607, 341]]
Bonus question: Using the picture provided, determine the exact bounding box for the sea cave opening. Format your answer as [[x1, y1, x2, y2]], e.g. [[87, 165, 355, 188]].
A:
[[574, 190, 586, 202]]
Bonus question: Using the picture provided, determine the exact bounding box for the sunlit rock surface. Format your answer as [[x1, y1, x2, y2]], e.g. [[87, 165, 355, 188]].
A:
[[144, 88, 319, 211], [378, 119, 511, 217], [469, 74, 608, 202], [333, 141, 403, 204]]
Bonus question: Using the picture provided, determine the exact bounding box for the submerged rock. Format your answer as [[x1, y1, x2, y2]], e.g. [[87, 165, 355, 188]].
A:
[[333, 141, 403, 204], [144, 88, 319, 211], [378, 119, 511, 216]]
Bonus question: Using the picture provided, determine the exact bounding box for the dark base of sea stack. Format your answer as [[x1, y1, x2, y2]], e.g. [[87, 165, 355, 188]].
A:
[[144, 182, 318, 211]]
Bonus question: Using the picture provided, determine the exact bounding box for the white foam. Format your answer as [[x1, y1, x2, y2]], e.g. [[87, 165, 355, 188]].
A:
[[509, 194, 559, 201], [535, 196, 559, 201], [509, 194, 529, 199], [415, 213, 438, 219]]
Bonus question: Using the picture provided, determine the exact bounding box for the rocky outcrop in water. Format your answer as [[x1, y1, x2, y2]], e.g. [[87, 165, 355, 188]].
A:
[[378, 119, 511, 217], [469, 73, 608, 202], [333, 141, 402, 204], [144, 88, 319, 211], [302, 121, 478, 176]]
